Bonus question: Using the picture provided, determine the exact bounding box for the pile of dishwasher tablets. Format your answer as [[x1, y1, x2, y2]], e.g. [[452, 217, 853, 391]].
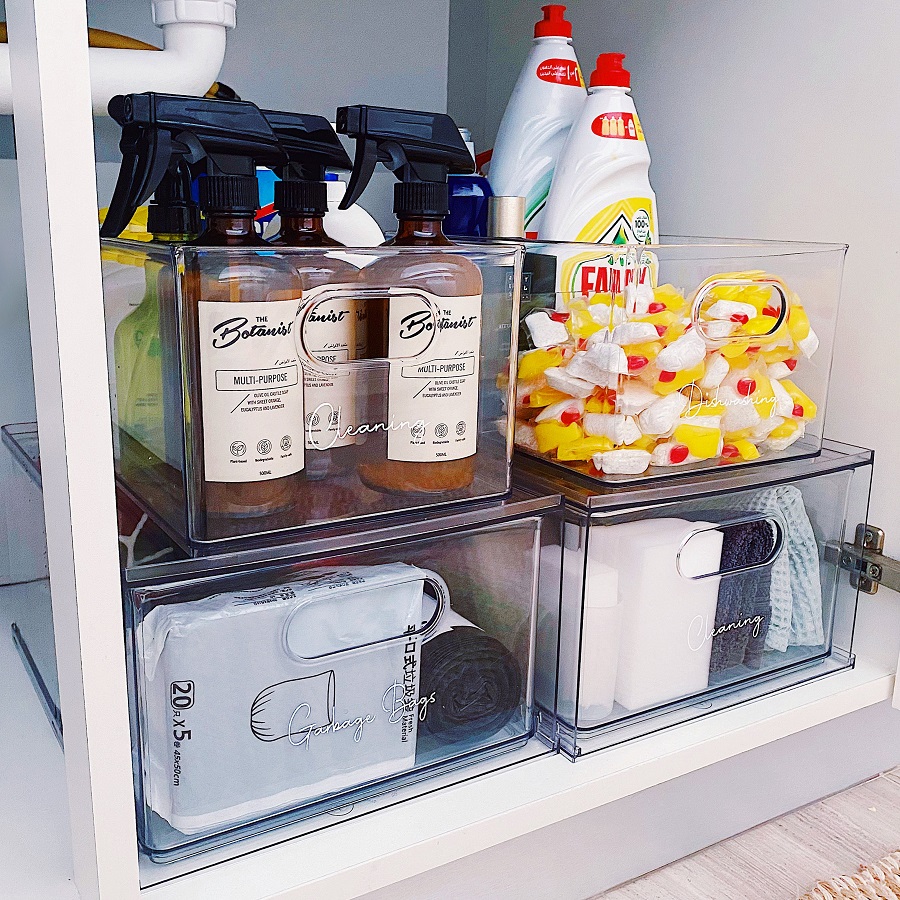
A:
[[511, 270, 820, 476]]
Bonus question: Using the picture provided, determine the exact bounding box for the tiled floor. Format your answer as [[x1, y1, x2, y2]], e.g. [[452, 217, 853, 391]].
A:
[[599, 769, 900, 900]]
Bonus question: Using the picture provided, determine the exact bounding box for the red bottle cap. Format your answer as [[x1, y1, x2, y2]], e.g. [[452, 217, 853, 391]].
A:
[[590, 52, 631, 88], [534, 4, 572, 38]]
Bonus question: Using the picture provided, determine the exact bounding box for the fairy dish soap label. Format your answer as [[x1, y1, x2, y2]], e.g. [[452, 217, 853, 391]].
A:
[[540, 52, 659, 245], [198, 298, 304, 481], [386, 290, 481, 462]]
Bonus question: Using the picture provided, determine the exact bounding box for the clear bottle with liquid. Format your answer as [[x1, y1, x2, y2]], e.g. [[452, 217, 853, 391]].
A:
[[114, 168, 199, 480]]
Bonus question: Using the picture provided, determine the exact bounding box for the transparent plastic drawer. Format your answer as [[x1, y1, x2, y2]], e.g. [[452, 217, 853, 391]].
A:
[[122, 492, 561, 870], [518, 441, 871, 759], [102, 240, 521, 553], [514, 237, 845, 483]]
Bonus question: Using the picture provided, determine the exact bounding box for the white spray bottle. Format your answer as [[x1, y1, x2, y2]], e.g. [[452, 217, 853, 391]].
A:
[[488, 4, 586, 237], [540, 52, 658, 244]]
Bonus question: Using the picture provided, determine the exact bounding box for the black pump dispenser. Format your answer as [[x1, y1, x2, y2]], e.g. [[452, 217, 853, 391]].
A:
[[335, 105, 474, 217]]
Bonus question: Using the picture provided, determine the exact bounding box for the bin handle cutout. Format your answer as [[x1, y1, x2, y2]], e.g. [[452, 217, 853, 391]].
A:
[[282, 568, 448, 661], [676, 514, 785, 580], [690, 275, 789, 346], [294, 285, 441, 377]]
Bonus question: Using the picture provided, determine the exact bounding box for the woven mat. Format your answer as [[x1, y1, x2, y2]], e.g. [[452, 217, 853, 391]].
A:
[[799, 850, 900, 899]]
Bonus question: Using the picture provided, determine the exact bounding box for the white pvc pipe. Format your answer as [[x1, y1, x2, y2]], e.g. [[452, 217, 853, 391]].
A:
[[0, 0, 235, 116], [85, 23, 229, 114]]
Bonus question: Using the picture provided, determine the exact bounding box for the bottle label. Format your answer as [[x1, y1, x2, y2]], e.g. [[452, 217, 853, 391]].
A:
[[590, 111, 645, 141], [557, 246, 658, 299], [386, 292, 482, 463], [198, 299, 304, 482], [298, 286, 361, 450], [575, 196, 656, 245], [536, 58, 584, 87]]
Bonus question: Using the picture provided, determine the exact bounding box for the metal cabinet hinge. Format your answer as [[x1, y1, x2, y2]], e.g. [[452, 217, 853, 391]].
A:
[[831, 525, 900, 595]]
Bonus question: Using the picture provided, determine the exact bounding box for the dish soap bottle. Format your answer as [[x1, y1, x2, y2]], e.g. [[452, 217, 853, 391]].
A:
[[267, 113, 361, 479], [185, 172, 305, 526], [540, 53, 659, 243], [488, 4, 586, 237], [336, 104, 482, 494]]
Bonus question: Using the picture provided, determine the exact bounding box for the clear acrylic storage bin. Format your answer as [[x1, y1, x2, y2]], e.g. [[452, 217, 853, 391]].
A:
[[514, 238, 845, 483], [1, 423, 48, 584], [517, 441, 871, 759], [123, 491, 561, 868], [102, 240, 521, 553]]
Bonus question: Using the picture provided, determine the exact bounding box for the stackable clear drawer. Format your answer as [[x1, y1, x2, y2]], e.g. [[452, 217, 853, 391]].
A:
[[517, 442, 871, 759], [122, 492, 561, 870]]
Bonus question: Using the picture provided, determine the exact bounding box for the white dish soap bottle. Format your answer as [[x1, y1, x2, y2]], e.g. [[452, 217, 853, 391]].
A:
[[488, 5, 586, 237], [540, 52, 658, 244]]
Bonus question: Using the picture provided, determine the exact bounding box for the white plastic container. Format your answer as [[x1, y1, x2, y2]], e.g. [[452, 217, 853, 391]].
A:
[[488, 5, 586, 237], [591, 518, 722, 710], [540, 53, 658, 244], [540, 529, 621, 727], [324, 176, 385, 247], [261, 177, 385, 247]]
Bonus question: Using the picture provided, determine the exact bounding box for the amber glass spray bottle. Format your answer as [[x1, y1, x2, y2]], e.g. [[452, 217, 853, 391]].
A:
[[336, 105, 482, 494], [265, 113, 361, 481], [184, 174, 305, 531]]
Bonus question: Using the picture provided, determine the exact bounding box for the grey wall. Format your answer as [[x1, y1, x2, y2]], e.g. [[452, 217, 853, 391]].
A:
[[0, 0, 15, 156], [87, 0, 451, 226], [447, 0, 522, 158]]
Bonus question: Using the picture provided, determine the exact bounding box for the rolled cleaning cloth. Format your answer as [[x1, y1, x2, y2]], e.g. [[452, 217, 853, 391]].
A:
[[709, 518, 776, 674], [417, 597, 522, 750]]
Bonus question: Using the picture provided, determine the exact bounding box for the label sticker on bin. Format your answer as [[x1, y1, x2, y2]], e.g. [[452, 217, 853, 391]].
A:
[[199, 298, 304, 482]]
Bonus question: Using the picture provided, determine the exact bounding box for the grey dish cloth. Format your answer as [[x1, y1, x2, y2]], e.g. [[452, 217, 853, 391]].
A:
[[730, 485, 824, 652], [688, 484, 825, 654]]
